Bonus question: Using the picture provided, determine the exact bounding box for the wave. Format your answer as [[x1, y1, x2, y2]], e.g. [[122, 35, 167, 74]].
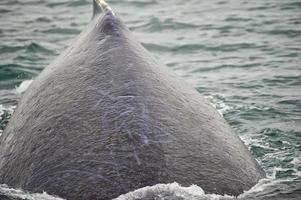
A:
[[130, 17, 199, 32], [142, 42, 261, 54], [0, 43, 54, 55]]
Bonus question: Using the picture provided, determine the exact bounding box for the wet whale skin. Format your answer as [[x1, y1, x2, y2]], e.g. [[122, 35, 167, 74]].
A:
[[0, 1, 265, 200]]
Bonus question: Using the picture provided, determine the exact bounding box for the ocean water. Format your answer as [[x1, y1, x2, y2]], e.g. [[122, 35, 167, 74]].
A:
[[0, 0, 300, 199]]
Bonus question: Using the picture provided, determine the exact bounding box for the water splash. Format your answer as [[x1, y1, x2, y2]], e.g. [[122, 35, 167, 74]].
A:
[[114, 182, 234, 200], [0, 105, 15, 137], [15, 79, 33, 95]]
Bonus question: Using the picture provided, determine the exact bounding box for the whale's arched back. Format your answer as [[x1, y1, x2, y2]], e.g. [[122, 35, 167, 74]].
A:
[[0, 1, 265, 199]]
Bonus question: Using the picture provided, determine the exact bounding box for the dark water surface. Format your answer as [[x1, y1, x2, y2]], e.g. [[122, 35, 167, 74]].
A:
[[0, 0, 300, 199]]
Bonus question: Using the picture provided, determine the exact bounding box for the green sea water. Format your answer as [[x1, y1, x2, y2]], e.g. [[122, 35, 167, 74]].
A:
[[0, 0, 300, 199]]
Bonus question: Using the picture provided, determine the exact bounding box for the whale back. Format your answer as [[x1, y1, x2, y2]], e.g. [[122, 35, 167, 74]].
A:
[[0, 1, 265, 199]]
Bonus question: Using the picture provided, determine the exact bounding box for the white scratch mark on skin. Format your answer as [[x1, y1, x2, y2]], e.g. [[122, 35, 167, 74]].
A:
[[133, 149, 141, 166]]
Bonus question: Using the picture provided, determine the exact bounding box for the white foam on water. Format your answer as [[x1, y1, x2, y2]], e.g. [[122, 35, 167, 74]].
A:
[[0, 104, 16, 137], [291, 156, 301, 176], [292, 156, 301, 166], [114, 182, 234, 200], [239, 176, 300, 199], [0, 184, 64, 200], [238, 178, 276, 198], [114, 177, 300, 200], [0, 105, 15, 116], [15, 80, 33, 95], [204, 94, 232, 117], [0, 178, 295, 200]]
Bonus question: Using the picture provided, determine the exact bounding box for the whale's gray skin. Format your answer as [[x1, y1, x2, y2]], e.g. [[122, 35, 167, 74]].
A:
[[0, 1, 265, 199]]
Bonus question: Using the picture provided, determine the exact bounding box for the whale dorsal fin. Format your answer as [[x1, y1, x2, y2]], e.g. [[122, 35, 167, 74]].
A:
[[93, 0, 113, 18]]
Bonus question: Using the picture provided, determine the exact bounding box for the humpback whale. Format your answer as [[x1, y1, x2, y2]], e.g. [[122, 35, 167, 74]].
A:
[[0, 0, 265, 199]]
